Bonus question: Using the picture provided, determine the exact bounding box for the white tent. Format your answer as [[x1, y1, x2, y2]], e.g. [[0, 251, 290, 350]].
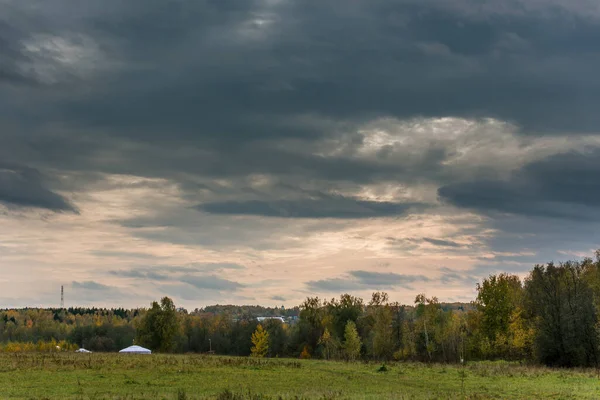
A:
[[75, 348, 92, 353], [119, 345, 151, 354]]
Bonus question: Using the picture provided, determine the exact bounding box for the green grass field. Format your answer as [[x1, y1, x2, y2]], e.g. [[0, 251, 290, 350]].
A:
[[1, 353, 598, 399]]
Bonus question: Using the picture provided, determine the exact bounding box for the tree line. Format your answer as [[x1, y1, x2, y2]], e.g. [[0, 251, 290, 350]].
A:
[[2, 251, 600, 367]]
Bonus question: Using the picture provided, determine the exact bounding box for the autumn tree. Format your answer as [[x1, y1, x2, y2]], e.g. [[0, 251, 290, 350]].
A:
[[343, 320, 362, 361], [475, 274, 523, 345], [263, 319, 287, 357], [325, 294, 364, 340], [136, 297, 180, 352], [299, 345, 311, 359], [582, 251, 600, 311], [370, 292, 395, 360], [505, 306, 534, 360], [250, 324, 269, 358], [297, 297, 324, 354], [318, 328, 339, 359], [525, 262, 599, 367]]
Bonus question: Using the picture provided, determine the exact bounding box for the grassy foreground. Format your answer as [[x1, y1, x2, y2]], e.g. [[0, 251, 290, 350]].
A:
[[1, 353, 599, 399]]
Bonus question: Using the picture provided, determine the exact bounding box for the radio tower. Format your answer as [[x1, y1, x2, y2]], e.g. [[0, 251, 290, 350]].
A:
[[60, 285, 64, 309]]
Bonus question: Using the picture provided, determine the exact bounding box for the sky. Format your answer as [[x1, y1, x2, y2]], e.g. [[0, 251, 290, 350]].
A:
[[2, 0, 600, 309]]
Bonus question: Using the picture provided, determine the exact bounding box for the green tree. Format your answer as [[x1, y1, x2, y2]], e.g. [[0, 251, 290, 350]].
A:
[[318, 327, 339, 359], [525, 261, 599, 367], [297, 297, 324, 354], [325, 294, 364, 340], [505, 306, 534, 360], [475, 274, 523, 345], [370, 292, 395, 360], [250, 324, 269, 358], [437, 311, 467, 363], [582, 251, 600, 311], [263, 319, 288, 357], [414, 294, 442, 362], [136, 297, 180, 352], [343, 320, 362, 361]]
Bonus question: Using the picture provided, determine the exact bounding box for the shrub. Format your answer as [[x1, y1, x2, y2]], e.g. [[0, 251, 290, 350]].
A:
[[299, 345, 311, 359]]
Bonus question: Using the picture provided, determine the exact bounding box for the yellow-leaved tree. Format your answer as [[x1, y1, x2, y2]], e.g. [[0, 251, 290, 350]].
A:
[[251, 324, 269, 357], [343, 320, 362, 361], [318, 328, 338, 360]]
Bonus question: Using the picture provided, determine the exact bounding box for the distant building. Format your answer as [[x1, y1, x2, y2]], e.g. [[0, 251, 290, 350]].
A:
[[256, 316, 285, 323]]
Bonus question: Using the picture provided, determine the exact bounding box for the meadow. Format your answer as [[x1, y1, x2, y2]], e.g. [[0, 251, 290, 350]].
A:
[[1, 353, 598, 400]]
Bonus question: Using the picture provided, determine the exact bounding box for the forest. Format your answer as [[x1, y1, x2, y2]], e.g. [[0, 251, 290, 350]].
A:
[[2, 250, 600, 368]]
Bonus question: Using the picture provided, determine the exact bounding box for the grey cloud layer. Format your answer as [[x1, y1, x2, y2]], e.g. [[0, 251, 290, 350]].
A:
[[307, 266, 528, 293], [0, 162, 76, 212], [422, 238, 463, 248], [109, 264, 246, 292], [72, 281, 111, 291], [439, 150, 600, 220], [198, 195, 424, 219], [2, 1, 600, 209], [49, 1, 600, 134], [307, 271, 431, 292], [2, 0, 600, 298]]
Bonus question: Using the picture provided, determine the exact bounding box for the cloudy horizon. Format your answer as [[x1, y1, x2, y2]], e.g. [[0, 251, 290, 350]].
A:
[[2, 0, 600, 309]]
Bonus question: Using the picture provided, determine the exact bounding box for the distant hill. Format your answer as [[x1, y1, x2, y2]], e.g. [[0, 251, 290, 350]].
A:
[[196, 305, 300, 319], [439, 302, 474, 312]]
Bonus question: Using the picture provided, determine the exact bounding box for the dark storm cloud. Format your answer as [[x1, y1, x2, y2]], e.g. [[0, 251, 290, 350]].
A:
[[1, 0, 600, 239], [2, 0, 600, 151], [0, 20, 33, 86], [121, 3, 598, 130], [307, 270, 430, 292], [5, 0, 600, 308], [478, 216, 600, 266], [438, 149, 600, 220], [0, 162, 77, 212], [0, 67, 35, 86], [52, 0, 599, 134], [198, 195, 425, 219], [0, 1, 597, 180], [439, 250, 600, 287]]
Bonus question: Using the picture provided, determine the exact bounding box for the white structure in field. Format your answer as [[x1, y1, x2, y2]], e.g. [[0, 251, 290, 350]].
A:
[[75, 348, 92, 353], [119, 345, 151, 354]]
